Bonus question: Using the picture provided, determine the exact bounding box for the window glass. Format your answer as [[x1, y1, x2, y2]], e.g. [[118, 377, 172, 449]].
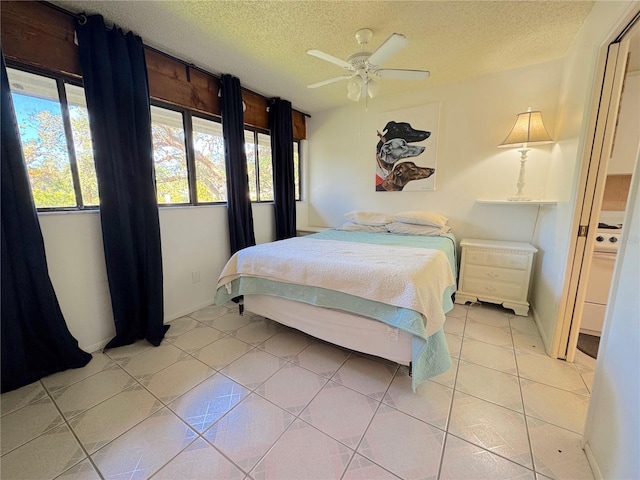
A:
[[150, 105, 190, 204], [257, 133, 273, 202], [293, 141, 300, 200], [192, 116, 227, 202], [244, 130, 257, 201], [7, 68, 76, 208], [64, 83, 99, 206]]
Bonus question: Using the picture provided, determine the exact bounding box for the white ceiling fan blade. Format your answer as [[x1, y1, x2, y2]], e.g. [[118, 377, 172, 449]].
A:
[[307, 75, 352, 88], [376, 69, 431, 80], [367, 33, 408, 67], [306, 49, 352, 69]]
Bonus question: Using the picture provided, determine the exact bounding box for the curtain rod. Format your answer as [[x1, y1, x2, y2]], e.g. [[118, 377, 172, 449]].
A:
[[40, 1, 311, 118]]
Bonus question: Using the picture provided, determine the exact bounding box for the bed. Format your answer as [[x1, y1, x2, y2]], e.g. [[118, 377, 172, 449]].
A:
[[214, 229, 458, 390]]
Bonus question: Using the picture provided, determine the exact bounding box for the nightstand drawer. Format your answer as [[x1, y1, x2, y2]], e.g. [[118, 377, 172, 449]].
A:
[[461, 279, 523, 301], [464, 264, 528, 284], [465, 250, 529, 270]]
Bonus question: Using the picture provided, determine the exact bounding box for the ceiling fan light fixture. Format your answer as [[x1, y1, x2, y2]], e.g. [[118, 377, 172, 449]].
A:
[[366, 78, 380, 98], [347, 77, 362, 101]]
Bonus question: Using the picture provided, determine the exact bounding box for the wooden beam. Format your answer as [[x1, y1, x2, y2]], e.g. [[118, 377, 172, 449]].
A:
[[0, 1, 306, 139]]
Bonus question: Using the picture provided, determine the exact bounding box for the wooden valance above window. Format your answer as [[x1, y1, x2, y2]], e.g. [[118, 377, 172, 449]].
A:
[[1, 1, 306, 140]]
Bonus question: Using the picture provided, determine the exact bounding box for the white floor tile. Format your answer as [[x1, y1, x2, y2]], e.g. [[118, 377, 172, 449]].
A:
[[68, 385, 163, 453], [208, 311, 253, 334], [512, 333, 548, 356], [465, 321, 514, 348], [516, 351, 589, 395], [234, 317, 281, 345], [0, 396, 64, 455], [140, 357, 215, 403], [250, 419, 353, 480], [153, 437, 245, 479], [456, 361, 523, 412], [163, 316, 201, 339], [445, 332, 463, 358], [51, 366, 136, 419], [467, 304, 511, 328], [440, 434, 535, 479], [292, 341, 350, 377], [191, 335, 254, 370], [301, 380, 378, 449], [91, 408, 197, 479], [255, 363, 327, 414], [521, 379, 589, 434], [57, 458, 102, 480], [168, 323, 226, 352], [1, 381, 48, 416], [444, 315, 466, 336], [460, 337, 518, 374], [169, 372, 249, 433], [203, 393, 295, 471], [528, 417, 595, 480], [509, 314, 540, 337], [448, 392, 533, 468], [383, 370, 453, 430], [333, 354, 397, 400], [430, 356, 459, 389], [258, 329, 313, 359], [42, 353, 114, 391], [358, 404, 445, 479], [447, 304, 469, 319], [0, 424, 86, 480], [188, 303, 230, 322], [220, 349, 286, 390], [343, 453, 402, 479], [116, 343, 186, 378]]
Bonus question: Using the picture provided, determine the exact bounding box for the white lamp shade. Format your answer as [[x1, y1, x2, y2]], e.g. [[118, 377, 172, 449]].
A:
[[367, 78, 380, 98], [499, 110, 553, 147]]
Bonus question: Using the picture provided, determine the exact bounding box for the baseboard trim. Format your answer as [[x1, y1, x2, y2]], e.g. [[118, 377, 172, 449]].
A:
[[530, 304, 552, 356], [81, 297, 217, 354], [583, 441, 603, 480]]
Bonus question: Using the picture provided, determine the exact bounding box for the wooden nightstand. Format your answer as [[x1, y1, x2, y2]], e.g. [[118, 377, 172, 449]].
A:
[[455, 239, 538, 316]]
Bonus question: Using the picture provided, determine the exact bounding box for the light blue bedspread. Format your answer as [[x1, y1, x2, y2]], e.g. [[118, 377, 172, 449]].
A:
[[215, 230, 458, 391]]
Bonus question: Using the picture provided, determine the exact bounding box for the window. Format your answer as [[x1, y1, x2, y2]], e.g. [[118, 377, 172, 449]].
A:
[[150, 105, 190, 204], [7, 67, 98, 209], [293, 141, 301, 201], [8, 65, 301, 210], [244, 129, 274, 202], [192, 115, 227, 202]]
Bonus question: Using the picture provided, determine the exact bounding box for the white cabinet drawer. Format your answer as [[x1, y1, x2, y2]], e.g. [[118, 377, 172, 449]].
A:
[[464, 264, 528, 284], [465, 250, 529, 270], [461, 279, 523, 301]]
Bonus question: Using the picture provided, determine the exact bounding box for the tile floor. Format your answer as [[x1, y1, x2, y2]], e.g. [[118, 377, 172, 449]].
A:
[[0, 302, 597, 480]]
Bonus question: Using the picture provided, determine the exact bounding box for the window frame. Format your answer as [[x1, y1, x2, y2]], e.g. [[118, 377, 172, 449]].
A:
[[8, 61, 303, 211], [7, 61, 98, 212]]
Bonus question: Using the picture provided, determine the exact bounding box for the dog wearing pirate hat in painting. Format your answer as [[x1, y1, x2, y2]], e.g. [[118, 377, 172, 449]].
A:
[[375, 121, 434, 191]]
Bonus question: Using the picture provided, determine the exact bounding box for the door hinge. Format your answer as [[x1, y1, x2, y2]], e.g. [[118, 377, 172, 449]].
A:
[[578, 225, 589, 237]]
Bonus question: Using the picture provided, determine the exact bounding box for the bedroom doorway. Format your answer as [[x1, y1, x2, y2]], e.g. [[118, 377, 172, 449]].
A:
[[555, 12, 640, 362]]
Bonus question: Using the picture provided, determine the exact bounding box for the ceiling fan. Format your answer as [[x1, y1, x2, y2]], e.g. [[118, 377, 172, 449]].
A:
[[306, 28, 430, 103]]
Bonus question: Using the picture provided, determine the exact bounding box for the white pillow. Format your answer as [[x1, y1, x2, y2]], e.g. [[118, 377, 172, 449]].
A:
[[344, 210, 393, 226], [393, 211, 448, 227], [386, 222, 451, 236], [339, 222, 389, 233]]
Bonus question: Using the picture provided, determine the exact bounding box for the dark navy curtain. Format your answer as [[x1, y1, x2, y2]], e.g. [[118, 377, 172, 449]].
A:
[[1, 54, 91, 393], [221, 74, 255, 255], [76, 15, 167, 349], [269, 98, 296, 240]]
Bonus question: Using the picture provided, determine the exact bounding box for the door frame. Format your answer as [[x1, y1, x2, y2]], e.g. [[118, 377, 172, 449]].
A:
[[552, 9, 640, 361]]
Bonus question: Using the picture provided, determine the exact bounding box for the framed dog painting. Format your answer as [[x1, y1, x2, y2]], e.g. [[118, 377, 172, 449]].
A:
[[376, 103, 440, 191]]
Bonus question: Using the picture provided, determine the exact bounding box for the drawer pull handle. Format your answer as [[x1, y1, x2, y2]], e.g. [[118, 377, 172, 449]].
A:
[[486, 272, 498, 279], [485, 286, 497, 292]]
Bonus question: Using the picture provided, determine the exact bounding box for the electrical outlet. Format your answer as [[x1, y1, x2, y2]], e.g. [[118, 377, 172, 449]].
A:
[[191, 271, 201, 283]]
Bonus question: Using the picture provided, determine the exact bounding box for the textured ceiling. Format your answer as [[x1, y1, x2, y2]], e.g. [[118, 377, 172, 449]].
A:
[[52, 0, 595, 114]]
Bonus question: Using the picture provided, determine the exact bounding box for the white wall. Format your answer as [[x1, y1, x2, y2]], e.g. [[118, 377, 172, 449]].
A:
[[583, 151, 639, 479], [305, 60, 563, 246], [40, 202, 275, 353], [530, 1, 638, 351]]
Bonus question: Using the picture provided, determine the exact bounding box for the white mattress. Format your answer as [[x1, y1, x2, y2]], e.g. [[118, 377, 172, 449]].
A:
[[244, 294, 412, 365]]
